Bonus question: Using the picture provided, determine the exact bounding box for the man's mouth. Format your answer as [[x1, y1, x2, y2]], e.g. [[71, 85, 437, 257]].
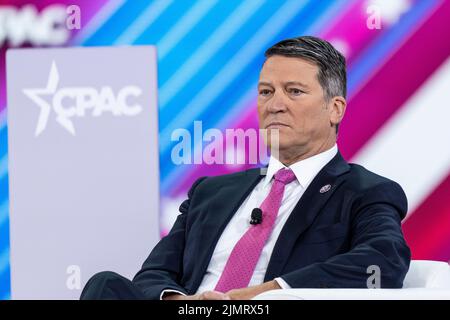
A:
[[266, 122, 289, 129]]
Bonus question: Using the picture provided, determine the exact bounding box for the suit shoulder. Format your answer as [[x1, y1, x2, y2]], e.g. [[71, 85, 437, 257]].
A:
[[346, 163, 404, 193], [345, 163, 408, 219]]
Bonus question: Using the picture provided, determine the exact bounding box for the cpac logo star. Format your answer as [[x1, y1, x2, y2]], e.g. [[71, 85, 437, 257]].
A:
[[23, 61, 143, 136]]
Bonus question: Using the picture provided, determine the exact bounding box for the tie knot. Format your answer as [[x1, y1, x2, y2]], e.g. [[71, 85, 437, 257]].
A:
[[274, 168, 296, 185]]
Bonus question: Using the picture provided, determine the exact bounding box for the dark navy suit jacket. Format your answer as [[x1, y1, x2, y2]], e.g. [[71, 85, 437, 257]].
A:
[[133, 152, 411, 299]]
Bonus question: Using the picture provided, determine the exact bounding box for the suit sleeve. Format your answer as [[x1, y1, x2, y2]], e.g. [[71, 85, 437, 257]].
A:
[[132, 177, 207, 299], [280, 181, 411, 288]]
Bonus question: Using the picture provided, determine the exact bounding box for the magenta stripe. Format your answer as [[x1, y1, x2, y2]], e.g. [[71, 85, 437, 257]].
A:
[[318, 1, 361, 40], [321, 0, 384, 64], [0, 47, 6, 115], [339, 0, 450, 159], [402, 173, 450, 261]]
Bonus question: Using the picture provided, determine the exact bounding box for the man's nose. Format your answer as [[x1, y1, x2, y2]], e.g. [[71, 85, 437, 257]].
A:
[[267, 91, 288, 113]]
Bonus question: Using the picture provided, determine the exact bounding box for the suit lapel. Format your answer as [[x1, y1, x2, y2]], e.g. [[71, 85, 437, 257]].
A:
[[192, 168, 264, 291], [264, 152, 350, 281]]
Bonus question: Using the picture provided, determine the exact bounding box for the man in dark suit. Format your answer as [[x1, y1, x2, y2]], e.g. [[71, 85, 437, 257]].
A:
[[81, 36, 411, 300]]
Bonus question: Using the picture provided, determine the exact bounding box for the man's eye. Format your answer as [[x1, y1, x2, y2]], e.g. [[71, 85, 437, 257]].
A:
[[259, 89, 272, 96], [289, 88, 303, 95]]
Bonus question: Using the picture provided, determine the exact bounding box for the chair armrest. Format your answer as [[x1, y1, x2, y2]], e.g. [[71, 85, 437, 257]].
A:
[[252, 288, 450, 300]]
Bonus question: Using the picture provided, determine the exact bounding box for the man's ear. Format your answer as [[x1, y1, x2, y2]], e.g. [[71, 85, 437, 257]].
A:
[[329, 96, 346, 128]]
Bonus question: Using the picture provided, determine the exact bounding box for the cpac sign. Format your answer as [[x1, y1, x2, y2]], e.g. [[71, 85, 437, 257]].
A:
[[0, 4, 80, 47], [23, 61, 143, 136]]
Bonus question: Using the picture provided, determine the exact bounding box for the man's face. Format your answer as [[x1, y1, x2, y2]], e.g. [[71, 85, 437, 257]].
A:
[[257, 55, 335, 154]]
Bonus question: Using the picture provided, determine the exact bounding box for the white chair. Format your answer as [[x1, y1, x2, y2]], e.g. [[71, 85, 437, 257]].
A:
[[403, 260, 450, 288], [253, 260, 450, 300]]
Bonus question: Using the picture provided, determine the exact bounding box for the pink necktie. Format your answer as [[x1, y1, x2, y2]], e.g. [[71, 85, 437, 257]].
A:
[[214, 168, 297, 293]]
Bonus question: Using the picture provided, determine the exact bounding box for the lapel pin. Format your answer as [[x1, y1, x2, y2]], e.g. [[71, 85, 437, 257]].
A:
[[320, 184, 331, 193]]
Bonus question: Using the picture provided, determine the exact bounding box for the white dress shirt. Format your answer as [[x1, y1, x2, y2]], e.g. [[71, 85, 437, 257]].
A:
[[162, 144, 338, 298]]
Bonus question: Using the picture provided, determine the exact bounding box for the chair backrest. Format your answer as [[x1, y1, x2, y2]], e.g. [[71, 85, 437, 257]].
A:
[[403, 260, 450, 288]]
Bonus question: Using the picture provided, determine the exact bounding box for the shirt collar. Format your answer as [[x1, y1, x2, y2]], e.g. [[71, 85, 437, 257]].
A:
[[263, 144, 338, 189]]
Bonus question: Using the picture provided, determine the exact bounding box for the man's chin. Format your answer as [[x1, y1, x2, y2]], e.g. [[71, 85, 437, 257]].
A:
[[266, 141, 291, 153]]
